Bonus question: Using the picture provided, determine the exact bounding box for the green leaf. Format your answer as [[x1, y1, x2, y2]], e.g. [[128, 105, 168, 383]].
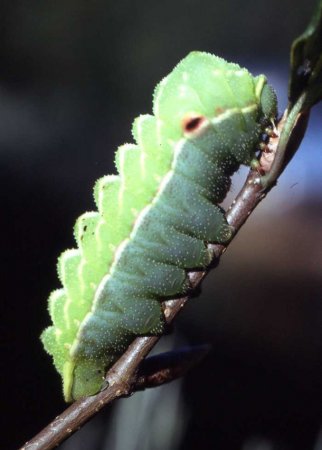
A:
[[289, 0, 322, 108]]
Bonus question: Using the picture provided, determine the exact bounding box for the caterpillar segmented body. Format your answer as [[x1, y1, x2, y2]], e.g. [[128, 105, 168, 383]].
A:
[[41, 51, 277, 401]]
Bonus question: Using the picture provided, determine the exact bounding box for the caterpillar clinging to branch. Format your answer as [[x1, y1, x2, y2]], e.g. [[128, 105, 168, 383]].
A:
[[41, 51, 277, 402]]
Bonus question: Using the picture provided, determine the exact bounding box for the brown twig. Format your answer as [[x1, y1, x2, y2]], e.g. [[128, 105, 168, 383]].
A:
[[20, 105, 310, 450], [135, 344, 211, 390]]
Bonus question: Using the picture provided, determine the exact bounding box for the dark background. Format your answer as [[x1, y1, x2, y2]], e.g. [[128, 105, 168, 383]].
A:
[[1, 1, 322, 449]]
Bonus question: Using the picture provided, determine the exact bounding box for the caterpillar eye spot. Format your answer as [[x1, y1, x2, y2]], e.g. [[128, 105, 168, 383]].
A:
[[182, 114, 205, 134]]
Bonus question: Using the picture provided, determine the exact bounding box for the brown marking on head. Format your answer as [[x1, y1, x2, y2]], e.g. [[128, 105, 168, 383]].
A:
[[182, 114, 206, 134]]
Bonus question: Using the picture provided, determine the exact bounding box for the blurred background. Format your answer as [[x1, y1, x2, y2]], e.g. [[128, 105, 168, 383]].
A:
[[1, 0, 322, 449]]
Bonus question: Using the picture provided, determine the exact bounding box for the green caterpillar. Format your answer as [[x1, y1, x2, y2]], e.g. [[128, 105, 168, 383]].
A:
[[41, 51, 277, 402]]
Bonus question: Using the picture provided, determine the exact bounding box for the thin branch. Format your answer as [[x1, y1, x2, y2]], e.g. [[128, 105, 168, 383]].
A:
[[134, 344, 211, 390], [261, 93, 310, 188], [21, 105, 310, 450]]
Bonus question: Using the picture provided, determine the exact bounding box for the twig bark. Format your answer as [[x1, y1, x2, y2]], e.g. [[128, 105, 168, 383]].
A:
[[20, 104, 310, 450]]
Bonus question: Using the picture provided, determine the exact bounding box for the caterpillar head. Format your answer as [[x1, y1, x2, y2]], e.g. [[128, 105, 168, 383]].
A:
[[255, 75, 278, 124]]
